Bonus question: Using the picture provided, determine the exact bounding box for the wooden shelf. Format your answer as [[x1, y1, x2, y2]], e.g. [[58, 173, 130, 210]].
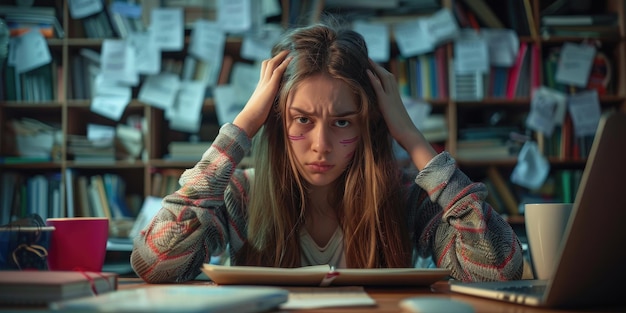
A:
[[1, 0, 624, 226]]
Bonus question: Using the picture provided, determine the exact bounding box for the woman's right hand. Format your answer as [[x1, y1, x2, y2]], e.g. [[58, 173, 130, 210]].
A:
[[233, 50, 292, 138]]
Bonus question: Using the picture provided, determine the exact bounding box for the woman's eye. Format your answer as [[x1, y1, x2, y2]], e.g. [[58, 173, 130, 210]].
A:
[[296, 117, 310, 124], [335, 120, 350, 128]]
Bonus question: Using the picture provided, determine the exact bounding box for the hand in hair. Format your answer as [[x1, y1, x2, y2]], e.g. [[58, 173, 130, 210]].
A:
[[366, 59, 436, 170], [233, 50, 292, 138]]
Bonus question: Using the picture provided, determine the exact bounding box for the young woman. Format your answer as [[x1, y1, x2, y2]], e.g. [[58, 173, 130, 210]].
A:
[[130, 22, 524, 283]]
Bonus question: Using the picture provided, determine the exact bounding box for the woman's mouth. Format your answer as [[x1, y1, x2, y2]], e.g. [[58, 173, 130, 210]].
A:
[[307, 163, 334, 173]]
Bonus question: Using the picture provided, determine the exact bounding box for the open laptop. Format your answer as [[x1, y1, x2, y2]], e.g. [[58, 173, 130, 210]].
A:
[[448, 111, 626, 309]]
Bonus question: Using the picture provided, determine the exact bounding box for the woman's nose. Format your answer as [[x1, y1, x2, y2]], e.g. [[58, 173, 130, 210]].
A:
[[312, 126, 332, 153]]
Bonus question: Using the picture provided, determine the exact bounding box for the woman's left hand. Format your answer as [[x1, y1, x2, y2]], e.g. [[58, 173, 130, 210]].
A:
[[366, 59, 416, 141], [367, 59, 437, 169]]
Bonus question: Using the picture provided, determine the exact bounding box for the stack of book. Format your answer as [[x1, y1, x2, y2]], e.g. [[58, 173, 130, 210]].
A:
[[0, 5, 64, 39], [67, 134, 115, 162], [0, 271, 118, 307]]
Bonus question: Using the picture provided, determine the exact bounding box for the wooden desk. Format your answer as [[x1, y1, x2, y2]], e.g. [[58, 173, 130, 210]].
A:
[[118, 278, 624, 313]]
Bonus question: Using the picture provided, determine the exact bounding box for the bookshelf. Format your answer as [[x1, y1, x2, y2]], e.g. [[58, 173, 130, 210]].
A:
[[1, 0, 625, 231]]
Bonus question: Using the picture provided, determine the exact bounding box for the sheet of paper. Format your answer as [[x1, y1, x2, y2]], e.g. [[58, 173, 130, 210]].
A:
[[138, 73, 181, 110], [511, 141, 550, 190], [526, 86, 567, 136], [261, 0, 281, 18], [150, 7, 184, 52], [90, 75, 132, 121], [425, 8, 460, 45], [394, 19, 433, 57], [68, 0, 102, 19], [555, 42, 596, 87], [129, 32, 161, 75], [168, 81, 205, 133], [217, 0, 252, 33], [241, 25, 283, 61], [231, 62, 261, 104], [189, 20, 226, 86], [568, 90, 601, 137], [454, 36, 489, 74], [14, 30, 51, 73], [481, 28, 518, 67], [353, 21, 390, 62], [280, 287, 376, 310], [100, 39, 139, 86], [86, 123, 115, 141], [189, 20, 225, 63], [213, 85, 243, 125]]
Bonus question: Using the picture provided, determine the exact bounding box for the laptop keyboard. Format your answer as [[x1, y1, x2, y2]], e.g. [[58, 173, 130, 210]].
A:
[[496, 284, 546, 295]]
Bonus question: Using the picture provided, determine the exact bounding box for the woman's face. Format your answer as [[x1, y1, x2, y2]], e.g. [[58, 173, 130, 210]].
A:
[[286, 74, 361, 188]]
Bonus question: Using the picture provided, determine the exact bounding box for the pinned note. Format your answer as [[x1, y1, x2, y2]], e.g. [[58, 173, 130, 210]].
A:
[[168, 81, 205, 133], [567, 90, 601, 137], [217, 0, 253, 33], [353, 21, 390, 62], [101, 39, 139, 86], [526, 87, 567, 136], [129, 32, 161, 75], [150, 7, 184, 52], [394, 19, 433, 57], [138, 73, 181, 110], [68, 0, 102, 19], [90, 75, 131, 121], [454, 34, 489, 74], [555, 42, 596, 87], [481, 29, 519, 67], [241, 25, 283, 61], [13, 30, 51, 74]]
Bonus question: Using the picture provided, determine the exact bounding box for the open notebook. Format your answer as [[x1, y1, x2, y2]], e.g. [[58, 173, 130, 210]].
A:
[[449, 112, 626, 309]]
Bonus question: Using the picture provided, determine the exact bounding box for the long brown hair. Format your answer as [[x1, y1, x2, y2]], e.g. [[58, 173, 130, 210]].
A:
[[236, 21, 412, 268]]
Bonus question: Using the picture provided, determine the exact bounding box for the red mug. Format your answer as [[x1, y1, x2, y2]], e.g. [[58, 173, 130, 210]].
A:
[[46, 217, 109, 272]]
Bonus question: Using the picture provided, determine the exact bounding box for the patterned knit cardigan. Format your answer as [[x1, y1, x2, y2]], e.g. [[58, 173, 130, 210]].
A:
[[130, 123, 524, 283]]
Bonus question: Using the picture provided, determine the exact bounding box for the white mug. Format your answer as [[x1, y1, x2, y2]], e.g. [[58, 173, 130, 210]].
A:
[[524, 203, 573, 280]]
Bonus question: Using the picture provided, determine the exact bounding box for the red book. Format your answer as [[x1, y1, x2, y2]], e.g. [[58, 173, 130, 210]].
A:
[[529, 43, 541, 94], [506, 42, 529, 99]]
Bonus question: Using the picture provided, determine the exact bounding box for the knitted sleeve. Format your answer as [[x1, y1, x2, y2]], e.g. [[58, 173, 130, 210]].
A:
[[408, 152, 524, 282], [130, 123, 252, 283]]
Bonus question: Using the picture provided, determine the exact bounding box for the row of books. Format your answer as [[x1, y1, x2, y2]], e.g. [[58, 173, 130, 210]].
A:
[[66, 121, 144, 163], [483, 167, 584, 217], [455, 0, 621, 39], [541, 114, 595, 160], [150, 168, 184, 198], [0, 169, 143, 227], [65, 170, 142, 221], [2, 61, 60, 102], [395, 39, 557, 102], [395, 46, 448, 101], [0, 172, 62, 225]]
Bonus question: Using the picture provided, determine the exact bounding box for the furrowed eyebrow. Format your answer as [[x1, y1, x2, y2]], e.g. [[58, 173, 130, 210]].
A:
[[289, 106, 358, 117]]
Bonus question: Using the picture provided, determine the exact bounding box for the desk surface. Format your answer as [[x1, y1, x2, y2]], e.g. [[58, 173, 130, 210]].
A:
[[118, 278, 624, 313]]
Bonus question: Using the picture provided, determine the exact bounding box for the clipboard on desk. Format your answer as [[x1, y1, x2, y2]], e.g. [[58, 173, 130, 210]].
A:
[[201, 264, 451, 287]]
